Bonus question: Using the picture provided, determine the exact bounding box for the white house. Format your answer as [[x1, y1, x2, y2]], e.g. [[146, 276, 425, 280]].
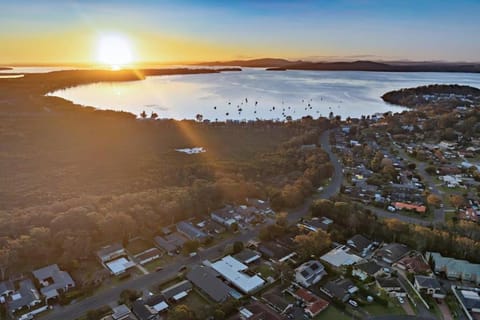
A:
[[295, 260, 327, 288]]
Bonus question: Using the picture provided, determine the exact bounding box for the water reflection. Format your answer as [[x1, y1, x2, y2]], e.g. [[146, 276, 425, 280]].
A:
[[47, 69, 480, 120]]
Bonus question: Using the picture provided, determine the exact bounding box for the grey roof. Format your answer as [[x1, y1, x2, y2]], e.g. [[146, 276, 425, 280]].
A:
[[132, 300, 153, 320], [0, 280, 14, 295], [355, 261, 382, 276], [154, 232, 187, 252], [455, 287, 480, 310], [258, 242, 293, 261], [233, 249, 261, 264], [376, 243, 410, 263], [7, 279, 40, 312], [32, 264, 75, 296], [300, 217, 330, 231], [176, 221, 207, 240], [112, 304, 132, 320], [377, 277, 402, 289], [186, 265, 234, 302], [323, 278, 356, 301], [427, 252, 480, 280], [161, 280, 192, 300], [97, 243, 124, 259], [177, 221, 207, 240], [347, 235, 372, 252], [415, 276, 441, 289]]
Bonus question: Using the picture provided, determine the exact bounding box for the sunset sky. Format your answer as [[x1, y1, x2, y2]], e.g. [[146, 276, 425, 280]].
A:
[[1, 0, 480, 65]]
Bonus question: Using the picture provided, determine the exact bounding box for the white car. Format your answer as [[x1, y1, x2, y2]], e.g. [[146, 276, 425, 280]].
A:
[[397, 296, 405, 304], [348, 300, 358, 308]]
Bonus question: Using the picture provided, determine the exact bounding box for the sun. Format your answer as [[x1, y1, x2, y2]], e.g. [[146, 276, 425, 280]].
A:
[[96, 33, 134, 70]]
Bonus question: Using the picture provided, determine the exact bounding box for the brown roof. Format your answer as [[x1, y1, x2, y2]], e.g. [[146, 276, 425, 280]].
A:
[[396, 255, 431, 274]]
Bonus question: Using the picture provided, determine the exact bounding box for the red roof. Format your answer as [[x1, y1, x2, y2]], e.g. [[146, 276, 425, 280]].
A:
[[294, 288, 329, 317], [306, 299, 329, 317], [393, 202, 426, 213], [294, 288, 317, 303]]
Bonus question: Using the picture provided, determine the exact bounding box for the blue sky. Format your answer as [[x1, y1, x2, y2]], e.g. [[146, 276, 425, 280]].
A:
[[1, 0, 479, 63]]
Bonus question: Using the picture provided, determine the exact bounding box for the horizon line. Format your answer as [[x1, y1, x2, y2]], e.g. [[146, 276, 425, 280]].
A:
[[3, 57, 480, 67]]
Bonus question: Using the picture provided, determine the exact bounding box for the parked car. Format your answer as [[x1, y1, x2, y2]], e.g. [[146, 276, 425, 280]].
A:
[[397, 296, 405, 304], [178, 265, 187, 272], [348, 300, 358, 308]]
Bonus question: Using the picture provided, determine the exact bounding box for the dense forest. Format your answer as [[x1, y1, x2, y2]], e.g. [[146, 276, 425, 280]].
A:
[[0, 69, 333, 279]]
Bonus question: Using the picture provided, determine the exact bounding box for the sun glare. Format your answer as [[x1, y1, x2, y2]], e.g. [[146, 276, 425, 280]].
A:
[[97, 33, 134, 70]]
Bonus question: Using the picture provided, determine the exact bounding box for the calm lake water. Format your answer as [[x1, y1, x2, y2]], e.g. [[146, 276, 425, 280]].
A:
[[47, 68, 480, 120]]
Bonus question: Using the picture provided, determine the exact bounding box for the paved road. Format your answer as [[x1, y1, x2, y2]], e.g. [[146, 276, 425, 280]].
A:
[[388, 134, 445, 224], [367, 206, 433, 226], [41, 130, 343, 320], [42, 228, 261, 320]]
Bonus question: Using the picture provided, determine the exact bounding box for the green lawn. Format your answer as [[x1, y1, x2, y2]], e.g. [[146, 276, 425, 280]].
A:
[[144, 254, 176, 272], [168, 289, 215, 318], [363, 301, 406, 316], [314, 306, 351, 320], [253, 264, 278, 279]]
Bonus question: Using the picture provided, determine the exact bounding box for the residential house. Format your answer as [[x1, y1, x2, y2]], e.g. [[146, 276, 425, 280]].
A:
[[376, 278, 406, 297], [346, 235, 374, 257], [394, 253, 431, 275], [320, 245, 362, 268], [294, 260, 326, 288], [201, 220, 226, 235], [211, 207, 237, 228], [7, 279, 42, 313], [160, 280, 192, 302], [414, 276, 446, 299], [176, 221, 208, 242], [322, 278, 358, 302], [297, 217, 333, 233], [232, 301, 286, 320], [32, 264, 75, 301], [258, 241, 296, 264], [154, 232, 187, 254], [375, 243, 410, 264], [393, 202, 427, 214], [97, 243, 126, 263], [452, 286, 480, 320], [210, 256, 265, 294], [292, 288, 329, 317], [0, 280, 14, 300], [426, 252, 480, 285], [106, 257, 136, 276], [134, 248, 161, 266], [131, 299, 159, 320], [352, 261, 383, 281], [233, 249, 261, 265], [105, 304, 138, 320], [186, 266, 238, 302], [262, 292, 293, 315]]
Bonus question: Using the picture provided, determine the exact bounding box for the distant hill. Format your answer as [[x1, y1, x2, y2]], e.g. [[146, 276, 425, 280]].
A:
[[198, 58, 480, 73], [197, 58, 300, 68]]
